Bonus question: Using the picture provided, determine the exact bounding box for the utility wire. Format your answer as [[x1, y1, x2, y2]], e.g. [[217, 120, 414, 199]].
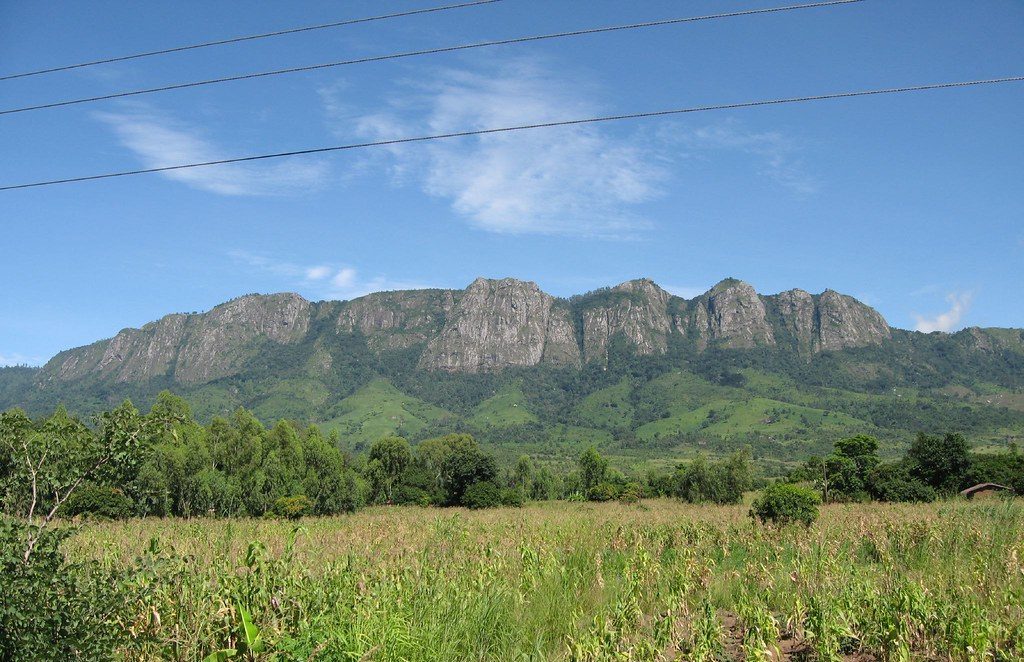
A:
[[2, 76, 1020, 192], [0, 0, 864, 116], [0, 0, 502, 82]]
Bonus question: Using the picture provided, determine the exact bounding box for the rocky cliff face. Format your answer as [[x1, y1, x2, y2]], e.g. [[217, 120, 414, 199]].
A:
[[418, 278, 580, 372], [581, 279, 673, 363], [335, 289, 457, 351], [812, 289, 890, 351], [37, 277, 897, 385], [769, 288, 890, 353], [41, 293, 311, 385], [686, 279, 776, 349]]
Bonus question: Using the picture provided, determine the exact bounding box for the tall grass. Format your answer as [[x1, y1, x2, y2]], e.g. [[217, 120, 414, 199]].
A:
[[69, 500, 1024, 661]]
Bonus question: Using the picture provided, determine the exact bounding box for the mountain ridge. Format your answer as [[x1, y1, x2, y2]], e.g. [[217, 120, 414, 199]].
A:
[[4, 276, 1022, 469], [35, 277, 906, 386]]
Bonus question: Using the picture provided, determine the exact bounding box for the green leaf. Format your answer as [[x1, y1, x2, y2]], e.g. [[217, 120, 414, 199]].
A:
[[237, 604, 264, 653], [202, 650, 238, 662]]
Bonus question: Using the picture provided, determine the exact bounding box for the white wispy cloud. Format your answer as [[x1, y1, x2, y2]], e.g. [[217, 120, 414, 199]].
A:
[[664, 119, 817, 195], [331, 60, 668, 238], [305, 265, 332, 281], [0, 352, 43, 367], [914, 291, 973, 333], [95, 108, 328, 195], [228, 250, 432, 300]]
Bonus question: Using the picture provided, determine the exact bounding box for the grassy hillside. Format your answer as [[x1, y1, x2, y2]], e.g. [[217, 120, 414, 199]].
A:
[[468, 384, 538, 428], [321, 379, 454, 447]]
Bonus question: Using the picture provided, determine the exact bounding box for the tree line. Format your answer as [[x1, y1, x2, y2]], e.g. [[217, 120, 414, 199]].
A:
[[788, 432, 1024, 502], [2, 392, 1021, 525]]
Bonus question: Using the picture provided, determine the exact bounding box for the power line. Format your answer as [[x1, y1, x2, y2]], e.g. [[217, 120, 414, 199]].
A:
[[0, 0, 864, 117], [3, 76, 1020, 193], [0, 0, 502, 82]]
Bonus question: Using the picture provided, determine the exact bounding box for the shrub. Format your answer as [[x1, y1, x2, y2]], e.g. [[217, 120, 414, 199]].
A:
[[392, 484, 432, 507], [500, 487, 525, 508], [619, 482, 644, 504], [462, 481, 503, 509], [586, 482, 619, 502], [271, 495, 314, 520], [0, 517, 132, 660], [62, 483, 134, 519], [750, 482, 821, 527], [868, 463, 936, 502]]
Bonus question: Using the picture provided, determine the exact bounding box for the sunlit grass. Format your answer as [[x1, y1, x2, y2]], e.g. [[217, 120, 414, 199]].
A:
[[69, 499, 1024, 661]]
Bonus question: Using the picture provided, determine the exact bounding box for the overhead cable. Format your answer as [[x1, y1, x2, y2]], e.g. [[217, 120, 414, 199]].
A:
[[0, 0, 502, 82], [2, 75, 1020, 192], [0, 0, 864, 116]]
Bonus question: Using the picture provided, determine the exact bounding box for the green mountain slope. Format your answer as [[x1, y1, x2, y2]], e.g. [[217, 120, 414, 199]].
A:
[[321, 379, 454, 446], [3, 279, 1023, 471], [468, 384, 538, 428]]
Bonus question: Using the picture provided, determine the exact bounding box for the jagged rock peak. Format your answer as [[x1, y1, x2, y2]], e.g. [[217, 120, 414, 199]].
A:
[[335, 288, 456, 351], [581, 278, 672, 363], [41, 293, 313, 385], [418, 277, 580, 373], [690, 278, 775, 349], [813, 289, 890, 351], [768, 287, 890, 353]]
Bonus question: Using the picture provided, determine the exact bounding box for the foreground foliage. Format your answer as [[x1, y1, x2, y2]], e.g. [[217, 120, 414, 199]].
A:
[[54, 499, 1024, 661]]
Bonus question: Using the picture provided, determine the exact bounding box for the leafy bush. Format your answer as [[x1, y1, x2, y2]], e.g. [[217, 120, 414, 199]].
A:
[[0, 517, 131, 661], [63, 483, 135, 519], [270, 495, 314, 520], [462, 481, 502, 509], [868, 463, 936, 502], [500, 487, 525, 508], [586, 482, 619, 502], [393, 484, 432, 506], [619, 482, 644, 504], [750, 482, 821, 527]]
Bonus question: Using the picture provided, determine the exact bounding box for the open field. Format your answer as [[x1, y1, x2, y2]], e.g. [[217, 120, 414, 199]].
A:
[[69, 499, 1024, 661]]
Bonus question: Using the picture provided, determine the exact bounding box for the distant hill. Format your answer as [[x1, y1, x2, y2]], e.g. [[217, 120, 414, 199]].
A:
[[3, 277, 1023, 471]]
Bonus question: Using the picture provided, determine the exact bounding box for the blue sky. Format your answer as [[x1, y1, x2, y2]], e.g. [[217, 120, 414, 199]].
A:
[[1, 0, 1022, 366]]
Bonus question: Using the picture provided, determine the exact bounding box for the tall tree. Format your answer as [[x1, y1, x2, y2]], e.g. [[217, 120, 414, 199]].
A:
[[908, 432, 971, 493], [578, 446, 608, 491], [368, 436, 412, 503]]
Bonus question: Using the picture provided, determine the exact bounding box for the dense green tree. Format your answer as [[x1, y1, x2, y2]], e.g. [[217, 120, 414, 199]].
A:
[[513, 455, 535, 495], [462, 481, 503, 509], [367, 436, 412, 503], [435, 434, 497, 506], [964, 451, 1024, 493], [578, 446, 608, 492], [303, 426, 361, 514], [867, 462, 935, 502], [834, 435, 881, 476], [673, 451, 752, 505], [907, 432, 971, 493]]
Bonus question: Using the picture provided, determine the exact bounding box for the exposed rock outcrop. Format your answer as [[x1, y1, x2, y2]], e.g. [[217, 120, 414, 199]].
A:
[[581, 279, 672, 363], [42, 293, 311, 385], [813, 289, 890, 352], [418, 278, 581, 372], [336, 289, 456, 350], [688, 279, 775, 349], [37, 277, 899, 384], [773, 289, 817, 351]]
